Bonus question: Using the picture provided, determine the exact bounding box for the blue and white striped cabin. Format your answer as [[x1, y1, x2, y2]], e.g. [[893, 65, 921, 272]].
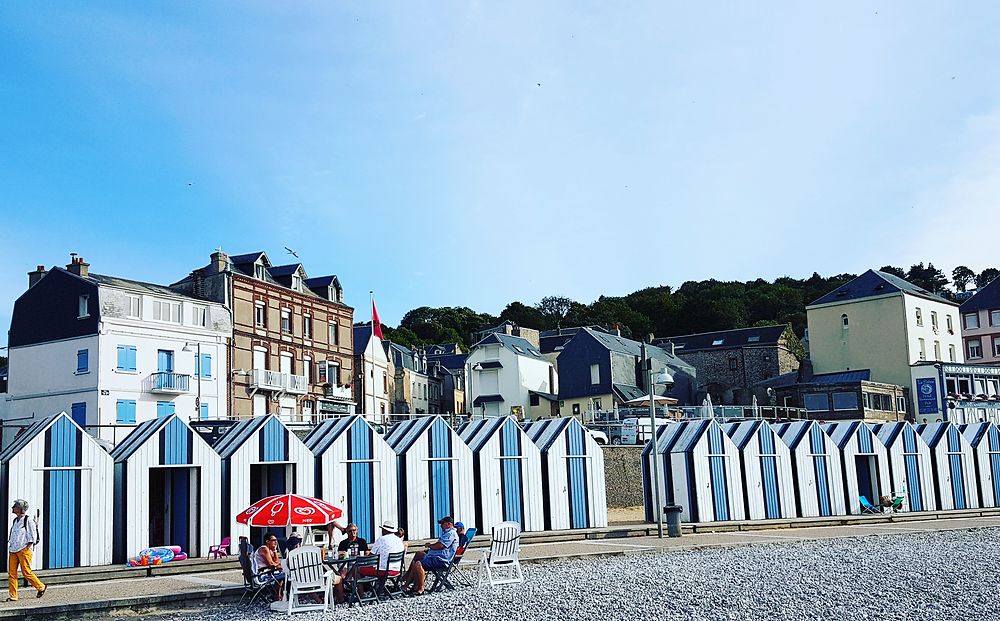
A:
[[110, 415, 221, 562], [823, 421, 891, 515], [523, 418, 608, 530], [668, 419, 745, 523], [212, 415, 314, 546], [774, 421, 846, 518], [0, 412, 114, 570], [961, 423, 1000, 509], [722, 421, 797, 520], [459, 416, 545, 533], [384, 416, 476, 541], [871, 422, 936, 512], [304, 416, 398, 544], [919, 422, 979, 511], [641, 422, 685, 523]]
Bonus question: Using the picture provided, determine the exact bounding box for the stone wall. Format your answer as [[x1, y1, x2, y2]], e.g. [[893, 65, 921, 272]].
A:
[[603, 446, 645, 508]]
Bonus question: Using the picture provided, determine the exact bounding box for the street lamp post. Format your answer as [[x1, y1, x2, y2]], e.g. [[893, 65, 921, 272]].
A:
[[642, 342, 674, 539]]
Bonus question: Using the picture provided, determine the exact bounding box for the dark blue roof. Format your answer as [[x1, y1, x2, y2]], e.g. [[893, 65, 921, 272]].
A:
[[353, 325, 373, 354], [474, 333, 545, 359], [581, 328, 695, 372], [229, 251, 267, 265], [473, 394, 504, 406], [960, 276, 1000, 314], [267, 264, 303, 277], [809, 370, 871, 384], [303, 275, 339, 287], [427, 353, 468, 371], [809, 269, 955, 307]]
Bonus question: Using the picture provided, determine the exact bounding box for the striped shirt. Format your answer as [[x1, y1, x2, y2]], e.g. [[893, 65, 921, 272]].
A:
[[8, 516, 38, 554]]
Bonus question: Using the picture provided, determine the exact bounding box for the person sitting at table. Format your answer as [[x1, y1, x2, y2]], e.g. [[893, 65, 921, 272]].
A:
[[401, 516, 458, 595], [255, 532, 285, 600], [396, 527, 408, 551], [337, 523, 370, 557], [361, 520, 405, 578]]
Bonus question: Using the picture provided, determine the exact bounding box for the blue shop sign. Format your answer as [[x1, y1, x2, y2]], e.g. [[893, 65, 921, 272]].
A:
[[916, 378, 939, 414]]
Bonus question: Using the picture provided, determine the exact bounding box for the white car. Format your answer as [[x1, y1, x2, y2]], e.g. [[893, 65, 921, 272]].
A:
[[587, 428, 609, 445]]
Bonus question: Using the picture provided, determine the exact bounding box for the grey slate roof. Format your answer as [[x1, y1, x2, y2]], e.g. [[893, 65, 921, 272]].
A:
[[89, 273, 211, 303], [110, 416, 173, 462], [809, 269, 955, 307], [612, 383, 646, 402], [809, 370, 871, 384], [656, 325, 787, 352], [960, 276, 1000, 314], [474, 333, 545, 360], [582, 328, 694, 372], [212, 415, 272, 459], [0, 414, 60, 463]]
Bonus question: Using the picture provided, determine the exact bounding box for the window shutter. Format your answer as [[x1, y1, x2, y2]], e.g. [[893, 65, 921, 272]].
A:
[[318, 362, 327, 383], [117, 346, 127, 370], [127, 346, 137, 371], [194, 353, 200, 377], [202, 354, 212, 378], [200, 403, 209, 419]]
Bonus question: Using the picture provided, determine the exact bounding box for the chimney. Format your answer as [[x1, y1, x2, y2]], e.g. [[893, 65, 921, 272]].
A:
[[28, 265, 47, 288], [647, 333, 655, 344], [66, 256, 90, 278], [611, 325, 621, 337], [210, 250, 230, 274]]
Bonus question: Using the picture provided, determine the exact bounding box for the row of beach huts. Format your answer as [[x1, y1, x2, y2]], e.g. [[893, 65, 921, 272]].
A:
[[0, 412, 608, 571], [642, 419, 1000, 523]]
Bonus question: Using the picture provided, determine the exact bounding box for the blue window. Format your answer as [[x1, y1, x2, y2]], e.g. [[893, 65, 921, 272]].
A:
[[76, 349, 89, 373], [116, 400, 137, 424], [156, 401, 175, 418], [117, 345, 137, 372], [194, 353, 212, 378], [200, 402, 209, 420], [70, 402, 87, 426]]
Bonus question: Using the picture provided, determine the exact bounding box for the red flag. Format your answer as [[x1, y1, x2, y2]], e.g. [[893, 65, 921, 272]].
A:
[[372, 297, 384, 340]]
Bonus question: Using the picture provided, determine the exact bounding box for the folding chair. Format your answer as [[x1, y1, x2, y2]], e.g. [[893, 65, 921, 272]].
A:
[[890, 495, 905, 513], [451, 527, 479, 587], [375, 551, 406, 600], [344, 555, 380, 606], [859, 496, 882, 515], [237, 537, 281, 609], [479, 521, 523, 586]]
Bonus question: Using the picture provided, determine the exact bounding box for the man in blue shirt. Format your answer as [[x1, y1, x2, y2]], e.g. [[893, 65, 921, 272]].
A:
[[401, 516, 458, 595]]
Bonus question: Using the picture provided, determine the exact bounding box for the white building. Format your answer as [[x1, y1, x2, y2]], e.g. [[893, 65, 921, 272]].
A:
[[3, 258, 231, 442], [352, 325, 392, 418], [466, 332, 557, 418]]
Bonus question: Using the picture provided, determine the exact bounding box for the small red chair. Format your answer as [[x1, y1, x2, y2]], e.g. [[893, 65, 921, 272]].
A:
[[208, 536, 232, 559]]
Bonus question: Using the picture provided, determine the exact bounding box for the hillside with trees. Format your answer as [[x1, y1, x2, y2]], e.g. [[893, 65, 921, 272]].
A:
[[371, 263, 998, 350]]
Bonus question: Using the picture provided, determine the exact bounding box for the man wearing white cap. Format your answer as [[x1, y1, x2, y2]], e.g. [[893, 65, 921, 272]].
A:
[[361, 519, 404, 578]]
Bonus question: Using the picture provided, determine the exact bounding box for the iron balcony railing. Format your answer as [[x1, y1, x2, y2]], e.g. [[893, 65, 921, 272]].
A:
[[144, 372, 190, 394]]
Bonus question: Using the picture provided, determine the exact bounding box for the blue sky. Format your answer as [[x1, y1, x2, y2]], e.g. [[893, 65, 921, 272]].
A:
[[3, 2, 1000, 347]]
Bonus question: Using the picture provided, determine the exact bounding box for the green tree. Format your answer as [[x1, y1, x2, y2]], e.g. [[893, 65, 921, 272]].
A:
[[536, 296, 575, 328], [977, 268, 1000, 288], [499, 301, 546, 329], [952, 266, 975, 292], [906, 262, 949, 292], [879, 265, 907, 279]]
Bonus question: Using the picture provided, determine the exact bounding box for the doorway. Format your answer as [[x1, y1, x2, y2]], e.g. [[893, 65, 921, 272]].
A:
[[149, 467, 200, 556], [249, 463, 295, 545], [854, 455, 881, 503]]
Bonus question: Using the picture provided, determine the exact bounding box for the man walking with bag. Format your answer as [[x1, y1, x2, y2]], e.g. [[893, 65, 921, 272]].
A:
[[6, 500, 46, 602]]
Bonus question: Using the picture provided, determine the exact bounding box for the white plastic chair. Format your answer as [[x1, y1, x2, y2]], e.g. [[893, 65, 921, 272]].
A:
[[306, 528, 330, 548], [282, 546, 334, 614], [479, 521, 524, 586]]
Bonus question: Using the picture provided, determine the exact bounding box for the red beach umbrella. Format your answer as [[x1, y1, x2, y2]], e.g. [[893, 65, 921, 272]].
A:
[[236, 494, 343, 527]]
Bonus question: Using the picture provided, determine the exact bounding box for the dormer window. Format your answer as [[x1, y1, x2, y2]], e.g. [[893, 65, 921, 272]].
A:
[[291, 273, 301, 291], [78, 295, 90, 319], [254, 263, 266, 280], [712, 339, 724, 346], [841, 314, 849, 329]]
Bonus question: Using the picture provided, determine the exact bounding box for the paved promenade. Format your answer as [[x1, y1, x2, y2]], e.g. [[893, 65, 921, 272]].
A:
[[3, 511, 1000, 619]]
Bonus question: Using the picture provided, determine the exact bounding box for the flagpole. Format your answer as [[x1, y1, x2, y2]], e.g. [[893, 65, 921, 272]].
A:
[[370, 290, 376, 420]]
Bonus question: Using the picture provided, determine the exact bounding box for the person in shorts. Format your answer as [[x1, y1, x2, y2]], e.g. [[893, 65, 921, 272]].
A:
[[401, 516, 458, 595]]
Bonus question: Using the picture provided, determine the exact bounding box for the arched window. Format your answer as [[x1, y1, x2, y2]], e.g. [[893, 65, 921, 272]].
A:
[[841, 313, 849, 328]]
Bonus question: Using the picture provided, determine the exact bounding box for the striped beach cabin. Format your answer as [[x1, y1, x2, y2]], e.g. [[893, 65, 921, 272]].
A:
[[919, 422, 979, 511], [667, 419, 745, 523], [459, 416, 544, 533], [775, 421, 845, 518], [961, 422, 1000, 508], [213, 415, 314, 546], [523, 418, 608, 530], [641, 422, 686, 523], [304, 415, 398, 544], [722, 420, 796, 520], [0, 412, 114, 570], [823, 421, 891, 515], [111, 415, 222, 563], [871, 422, 935, 513], [384, 416, 476, 541]]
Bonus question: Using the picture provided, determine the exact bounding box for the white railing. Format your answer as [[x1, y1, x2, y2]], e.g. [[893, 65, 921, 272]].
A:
[[286, 374, 309, 394], [323, 383, 353, 400], [251, 368, 284, 391]]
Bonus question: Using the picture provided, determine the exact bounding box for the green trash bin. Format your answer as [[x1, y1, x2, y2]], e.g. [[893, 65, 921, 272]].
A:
[[663, 505, 683, 538]]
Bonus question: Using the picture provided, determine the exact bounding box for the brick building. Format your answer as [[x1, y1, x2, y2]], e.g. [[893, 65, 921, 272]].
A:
[[173, 251, 355, 420], [655, 324, 801, 405]]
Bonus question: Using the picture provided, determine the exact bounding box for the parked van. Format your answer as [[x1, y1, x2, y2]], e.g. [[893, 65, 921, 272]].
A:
[[620, 417, 672, 445]]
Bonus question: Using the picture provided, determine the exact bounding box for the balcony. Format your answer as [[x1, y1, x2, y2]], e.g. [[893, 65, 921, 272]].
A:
[[251, 369, 285, 391], [323, 383, 353, 400], [286, 374, 309, 395], [145, 372, 190, 394]]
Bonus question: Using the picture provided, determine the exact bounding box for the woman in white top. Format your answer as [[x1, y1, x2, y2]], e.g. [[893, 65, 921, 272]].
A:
[[7, 499, 46, 602]]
